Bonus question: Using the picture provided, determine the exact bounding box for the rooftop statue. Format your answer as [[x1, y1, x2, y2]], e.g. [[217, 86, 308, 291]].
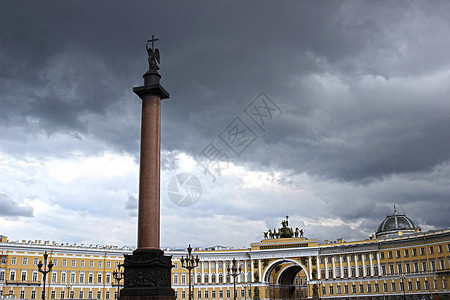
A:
[[146, 35, 160, 71]]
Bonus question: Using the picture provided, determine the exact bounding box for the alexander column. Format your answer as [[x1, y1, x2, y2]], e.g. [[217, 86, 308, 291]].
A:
[[120, 36, 175, 300]]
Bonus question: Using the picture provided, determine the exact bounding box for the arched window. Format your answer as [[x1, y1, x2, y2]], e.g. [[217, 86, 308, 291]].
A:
[[240, 273, 245, 282], [211, 273, 216, 283], [204, 273, 209, 283], [358, 266, 364, 277], [320, 268, 325, 278], [197, 273, 202, 284], [226, 274, 230, 283], [218, 273, 223, 283], [343, 266, 348, 277], [351, 266, 356, 277], [336, 267, 341, 277], [328, 268, 333, 278]]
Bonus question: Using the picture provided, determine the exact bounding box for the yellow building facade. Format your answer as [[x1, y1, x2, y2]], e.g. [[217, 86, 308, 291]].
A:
[[1, 213, 449, 300]]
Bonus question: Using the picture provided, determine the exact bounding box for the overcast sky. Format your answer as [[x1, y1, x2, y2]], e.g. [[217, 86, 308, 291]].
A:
[[1, 1, 449, 249]]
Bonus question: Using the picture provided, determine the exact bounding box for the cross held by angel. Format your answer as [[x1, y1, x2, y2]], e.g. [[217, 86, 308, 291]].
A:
[[146, 35, 160, 71]]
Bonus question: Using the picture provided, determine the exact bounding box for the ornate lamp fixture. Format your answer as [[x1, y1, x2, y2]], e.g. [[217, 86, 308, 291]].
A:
[[37, 252, 54, 300], [180, 245, 200, 300], [227, 258, 242, 300], [113, 264, 124, 299]]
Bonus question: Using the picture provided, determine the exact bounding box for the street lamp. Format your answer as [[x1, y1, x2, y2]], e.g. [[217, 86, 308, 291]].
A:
[[181, 245, 200, 300], [37, 252, 53, 300], [113, 264, 124, 300], [65, 284, 72, 299], [317, 280, 322, 300], [399, 274, 406, 300], [227, 258, 242, 300], [242, 283, 250, 300]]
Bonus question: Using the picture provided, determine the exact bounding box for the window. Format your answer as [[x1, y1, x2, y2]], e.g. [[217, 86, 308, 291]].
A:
[[391, 282, 396, 292], [34, 258, 39, 266], [205, 291, 209, 299], [181, 291, 186, 299], [336, 285, 341, 295], [335, 256, 339, 263], [212, 290, 216, 299], [365, 254, 369, 261], [61, 291, 65, 300], [397, 263, 403, 274], [23, 257, 28, 265], [61, 273, 66, 283], [181, 274, 186, 284], [33, 271, 38, 281], [219, 290, 223, 299], [429, 246, 434, 254], [343, 266, 348, 277], [408, 281, 413, 291], [383, 283, 388, 292], [425, 280, 429, 290], [320, 257, 324, 264], [414, 262, 419, 273], [97, 273, 102, 283], [20, 291, 25, 299], [70, 291, 74, 299], [79, 291, 84, 299], [412, 248, 417, 256], [21, 271, 27, 281], [420, 247, 425, 255], [105, 292, 110, 300], [327, 256, 331, 263], [375, 283, 379, 292], [440, 259, 445, 270], [173, 274, 178, 284], [211, 273, 216, 283], [63, 259, 67, 267], [329, 286, 334, 295], [358, 265, 363, 276], [90, 261, 94, 268], [80, 273, 85, 283], [320, 269, 325, 278], [328, 268, 333, 278], [106, 274, 111, 284], [344, 285, 349, 294], [366, 265, 371, 276], [72, 260, 76, 267], [218, 273, 223, 283], [388, 251, 393, 259], [0, 271, 5, 281], [380, 252, 385, 260], [351, 266, 356, 277], [357, 254, 362, 261], [10, 270, 16, 281], [405, 263, 411, 274], [434, 279, 438, 290], [400, 281, 404, 291], [404, 249, 409, 257], [51, 291, 56, 299], [218, 262, 223, 269], [71, 273, 75, 283], [359, 284, 364, 293], [11, 257, 17, 265], [396, 250, 401, 258], [422, 261, 427, 272], [381, 265, 386, 275], [89, 273, 93, 283], [374, 265, 378, 276], [336, 267, 340, 277], [98, 261, 103, 268], [97, 291, 101, 299], [81, 260, 85, 268], [322, 286, 326, 296], [88, 291, 92, 299], [367, 284, 372, 293], [198, 291, 202, 299], [431, 260, 436, 271], [389, 264, 394, 275], [416, 281, 421, 290], [443, 278, 448, 289], [107, 261, 111, 269], [31, 291, 36, 299]]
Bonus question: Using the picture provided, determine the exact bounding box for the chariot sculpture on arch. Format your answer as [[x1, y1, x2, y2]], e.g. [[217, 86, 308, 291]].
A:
[[146, 35, 160, 71]]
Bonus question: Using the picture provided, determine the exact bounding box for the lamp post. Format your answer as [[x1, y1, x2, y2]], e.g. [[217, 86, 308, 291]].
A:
[[113, 264, 124, 300], [227, 258, 242, 300], [181, 245, 200, 300], [65, 284, 72, 299], [242, 283, 250, 300], [399, 274, 406, 300], [317, 280, 322, 300], [37, 252, 53, 300]]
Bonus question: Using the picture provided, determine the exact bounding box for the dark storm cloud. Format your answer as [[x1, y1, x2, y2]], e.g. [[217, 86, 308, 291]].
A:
[[1, 1, 450, 245], [0, 193, 33, 217]]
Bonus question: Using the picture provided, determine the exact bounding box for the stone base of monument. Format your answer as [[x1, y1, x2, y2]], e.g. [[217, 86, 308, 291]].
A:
[[120, 249, 176, 300]]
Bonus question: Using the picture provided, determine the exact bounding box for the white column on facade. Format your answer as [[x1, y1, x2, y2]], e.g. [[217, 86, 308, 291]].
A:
[[216, 260, 219, 282], [201, 261, 204, 284], [377, 252, 381, 275], [244, 259, 248, 282], [193, 261, 197, 284], [362, 254, 366, 277], [325, 256, 329, 279], [339, 255, 344, 278], [354, 254, 358, 277], [332, 256, 336, 278], [369, 253, 374, 276], [317, 256, 321, 280], [258, 259, 262, 282], [208, 260, 212, 283], [347, 255, 351, 278], [308, 256, 312, 280], [250, 258, 254, 282]]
